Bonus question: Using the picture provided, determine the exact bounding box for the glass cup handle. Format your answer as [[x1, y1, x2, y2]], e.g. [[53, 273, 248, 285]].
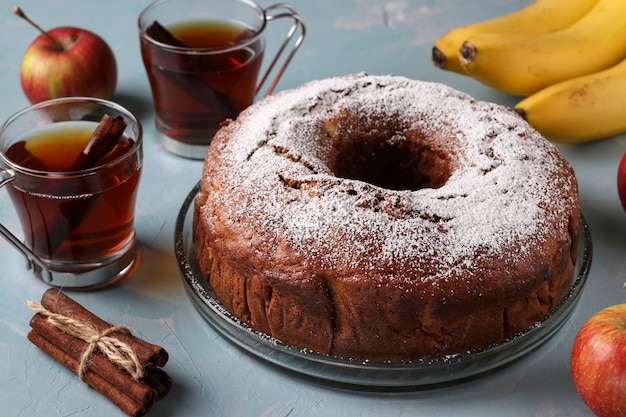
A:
[[0, 168, 53, 283], [257, 3, 306, 97]]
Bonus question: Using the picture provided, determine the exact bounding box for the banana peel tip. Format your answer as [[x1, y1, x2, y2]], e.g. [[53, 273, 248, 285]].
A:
[[514, 107, 528, 121], [459, 41, 476, 65], [432, 46, 446, 68]]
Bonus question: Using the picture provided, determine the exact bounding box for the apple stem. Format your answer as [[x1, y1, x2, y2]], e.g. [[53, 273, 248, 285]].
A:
[[13, 6, 64, 50]]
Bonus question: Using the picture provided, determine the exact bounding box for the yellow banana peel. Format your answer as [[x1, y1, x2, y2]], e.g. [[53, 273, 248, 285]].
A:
[[515, 56, 626, 143], [432, 0, 598, 75], [459, 0, 626, 96]]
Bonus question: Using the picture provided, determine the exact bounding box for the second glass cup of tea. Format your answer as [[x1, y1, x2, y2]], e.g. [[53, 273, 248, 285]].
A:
[[138, 0, 305, 159], [0, 97, 143, 290]]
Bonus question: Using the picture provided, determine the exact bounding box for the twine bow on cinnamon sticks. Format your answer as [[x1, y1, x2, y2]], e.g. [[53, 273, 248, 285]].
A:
[[26, 289, 172, 417], [27, 300, 144, 381]]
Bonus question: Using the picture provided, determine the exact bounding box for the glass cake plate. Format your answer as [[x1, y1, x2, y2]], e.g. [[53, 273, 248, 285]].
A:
[[175, 183, 592, 389]]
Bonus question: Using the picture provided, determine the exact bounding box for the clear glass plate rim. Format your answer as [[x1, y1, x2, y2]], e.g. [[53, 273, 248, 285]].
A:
[[175, 182, 592, 385]]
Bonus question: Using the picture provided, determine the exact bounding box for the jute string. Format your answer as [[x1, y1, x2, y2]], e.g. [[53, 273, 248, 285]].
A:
[[27, 300, 145, 381]]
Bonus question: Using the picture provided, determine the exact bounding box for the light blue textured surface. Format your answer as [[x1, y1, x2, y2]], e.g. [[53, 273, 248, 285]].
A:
[[0, 1, 621, 416]]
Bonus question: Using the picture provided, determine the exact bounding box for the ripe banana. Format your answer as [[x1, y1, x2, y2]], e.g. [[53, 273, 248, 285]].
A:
[[432, 0, 598, 75], [514, 57, 626, 143], [459, 0, 626, 96]]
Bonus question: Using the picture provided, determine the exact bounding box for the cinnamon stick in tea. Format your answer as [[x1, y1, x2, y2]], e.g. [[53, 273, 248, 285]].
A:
[[71, 114, 127, 170], [145, 20, 186, 47], [144, 20, 240, 120], [37, 113, 129, 256]]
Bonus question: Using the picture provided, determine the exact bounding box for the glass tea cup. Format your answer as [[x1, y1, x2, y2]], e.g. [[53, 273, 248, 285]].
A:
[[0, 97, 143, 289], [138, 0, 305, 159]]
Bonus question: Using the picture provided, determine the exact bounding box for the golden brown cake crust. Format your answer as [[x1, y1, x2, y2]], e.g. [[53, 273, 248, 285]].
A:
[[193, 74, 581, 361]]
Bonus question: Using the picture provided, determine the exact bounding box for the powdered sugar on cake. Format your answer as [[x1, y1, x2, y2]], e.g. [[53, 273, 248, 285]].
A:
[[202, 73, 577, 282]]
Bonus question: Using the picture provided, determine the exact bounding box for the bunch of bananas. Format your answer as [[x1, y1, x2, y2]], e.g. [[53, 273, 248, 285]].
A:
[[432, 0, 626, 143]]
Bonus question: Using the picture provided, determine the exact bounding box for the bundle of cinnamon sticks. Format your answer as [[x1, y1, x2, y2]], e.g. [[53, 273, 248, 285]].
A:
[[27, 289, 172, 417]]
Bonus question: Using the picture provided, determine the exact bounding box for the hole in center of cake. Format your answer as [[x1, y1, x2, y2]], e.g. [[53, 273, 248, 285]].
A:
[[329, 122, 453, 191]]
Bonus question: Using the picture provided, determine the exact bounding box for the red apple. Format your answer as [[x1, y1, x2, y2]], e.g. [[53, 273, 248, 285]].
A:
[[571, 304, 626, 417], [618, 152, 626, 211], [19, 25, 117, 104]]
